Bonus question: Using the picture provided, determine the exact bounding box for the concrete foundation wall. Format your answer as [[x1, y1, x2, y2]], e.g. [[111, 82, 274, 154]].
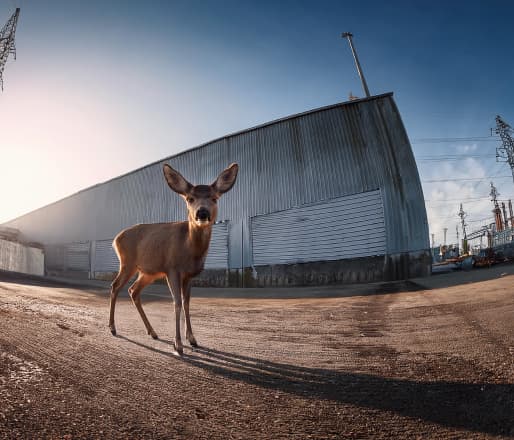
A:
[[243, 251, 431, 287], [46, 251, 430, 288], [0, 239, 44, 276]]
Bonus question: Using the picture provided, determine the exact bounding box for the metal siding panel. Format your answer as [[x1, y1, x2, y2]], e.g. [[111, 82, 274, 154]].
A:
[[65, 242, 90, 271], [0, 239, 44, 276], [204, 222, 229, 269], [251, 190, 386, 265], [45, 245, 65, 270], [94, 239, 119, 272]]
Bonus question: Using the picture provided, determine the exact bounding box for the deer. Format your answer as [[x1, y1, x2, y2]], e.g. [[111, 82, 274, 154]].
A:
[[108, 162, 239, 355]]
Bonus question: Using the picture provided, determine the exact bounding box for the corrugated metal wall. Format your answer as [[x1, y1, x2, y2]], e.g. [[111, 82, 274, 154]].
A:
[[251, 190, 386, 265], [4, 93, 429, 272], [45, 222, 230, 275], [0, 239, 44, 276]]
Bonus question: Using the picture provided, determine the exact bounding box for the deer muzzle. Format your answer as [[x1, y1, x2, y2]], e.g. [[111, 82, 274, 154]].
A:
[[195, 208, 211, 223]]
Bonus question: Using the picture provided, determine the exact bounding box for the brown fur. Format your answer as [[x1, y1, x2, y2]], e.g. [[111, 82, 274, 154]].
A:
[[108, 163, 238, 355]]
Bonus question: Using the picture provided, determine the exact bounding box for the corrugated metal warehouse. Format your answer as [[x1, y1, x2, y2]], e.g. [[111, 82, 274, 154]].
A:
[[3, 93, 430, 286]]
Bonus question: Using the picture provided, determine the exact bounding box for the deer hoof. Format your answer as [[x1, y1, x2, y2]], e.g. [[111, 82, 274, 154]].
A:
[[174, 343, 184, 355], [109, 326, 117, 336], [150, 332, 158, 340], [190, 340, 198, 348]]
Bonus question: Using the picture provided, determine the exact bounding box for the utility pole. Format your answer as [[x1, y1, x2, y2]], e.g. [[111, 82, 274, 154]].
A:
[[341, 32, 371, 98], [490, 181, 504, 231], [458, 204, 468, 254], [443, 227, 448, 246], [431, 233, 435, 248], [495, 115, 514, 185], [0, 8, 20, 91], [458, 204, 467, 238], [502, 202, 509, 230], [490, 181, 499, 206]]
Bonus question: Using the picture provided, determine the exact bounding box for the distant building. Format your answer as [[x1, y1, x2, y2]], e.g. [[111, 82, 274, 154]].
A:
[[3, 93, 430, 286]]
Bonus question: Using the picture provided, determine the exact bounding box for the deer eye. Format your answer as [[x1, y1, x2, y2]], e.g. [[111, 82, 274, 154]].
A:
[[187, 197, 195, 203]]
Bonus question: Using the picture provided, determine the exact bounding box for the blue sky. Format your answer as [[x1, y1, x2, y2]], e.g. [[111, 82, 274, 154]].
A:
[[1, 0, 513, 245]]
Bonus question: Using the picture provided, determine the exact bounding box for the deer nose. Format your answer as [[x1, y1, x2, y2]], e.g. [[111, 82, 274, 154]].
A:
[[196, 208, 210, 221]]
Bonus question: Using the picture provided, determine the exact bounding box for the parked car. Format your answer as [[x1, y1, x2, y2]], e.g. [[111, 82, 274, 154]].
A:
[[472, 248, 496, 268]]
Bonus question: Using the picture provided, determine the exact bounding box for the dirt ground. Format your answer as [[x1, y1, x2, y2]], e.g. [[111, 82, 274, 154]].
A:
[[0, 268, 513, 439]]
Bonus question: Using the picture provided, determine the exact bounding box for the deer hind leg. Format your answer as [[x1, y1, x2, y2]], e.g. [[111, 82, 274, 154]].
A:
[[128, 272, 158, 339], [166, 272, 183, 355], [109, 265, 137, 336], [182, 278, 198, 347]]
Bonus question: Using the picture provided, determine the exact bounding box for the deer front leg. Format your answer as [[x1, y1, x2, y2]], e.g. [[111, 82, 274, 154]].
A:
[[182, 278, 198, 347], [109, 265, 137, 336], [128, 272, 158, 339], [166, 272, 183, 355]]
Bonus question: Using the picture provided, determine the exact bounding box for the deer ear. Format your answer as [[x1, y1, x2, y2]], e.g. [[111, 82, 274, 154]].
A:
[[163, 164, 193, 196], [212, 163, 238, 195]]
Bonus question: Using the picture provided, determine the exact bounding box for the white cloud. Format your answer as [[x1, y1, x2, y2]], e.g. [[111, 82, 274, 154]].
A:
[[421, 156, 501, 246], [455, 143, 478, 153]]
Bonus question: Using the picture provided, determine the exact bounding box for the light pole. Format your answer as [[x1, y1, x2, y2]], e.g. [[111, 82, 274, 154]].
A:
[[341, 32, 371, 98]]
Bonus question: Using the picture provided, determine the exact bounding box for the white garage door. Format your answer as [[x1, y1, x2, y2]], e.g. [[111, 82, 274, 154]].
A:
[[66, 242, 90, 271], [251, 190, 386, 265], [45, 242, 90, 272], [204, 221, 229, 269], [94, 239, 119, 273]]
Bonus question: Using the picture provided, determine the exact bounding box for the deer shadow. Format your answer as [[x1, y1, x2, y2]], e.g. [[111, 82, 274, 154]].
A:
[[117, 336, 514, 437]]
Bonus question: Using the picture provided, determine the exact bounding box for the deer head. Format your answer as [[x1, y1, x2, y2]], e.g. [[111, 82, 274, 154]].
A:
[[163, 163, 239, 227]]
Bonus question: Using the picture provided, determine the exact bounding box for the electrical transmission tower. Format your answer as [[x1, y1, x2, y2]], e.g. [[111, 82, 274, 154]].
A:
[[0, 7, 20, 91], [495, 115, 514, 184]]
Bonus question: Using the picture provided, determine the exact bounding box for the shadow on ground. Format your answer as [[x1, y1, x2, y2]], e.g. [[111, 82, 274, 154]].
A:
[[119, 336, 514, 437]]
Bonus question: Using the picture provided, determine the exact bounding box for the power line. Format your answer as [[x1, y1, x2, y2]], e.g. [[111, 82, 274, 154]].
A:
[[425, 196, 489, 203], [417, 155, 495, 162], [411, 136, 501, 144], [411, 136, 500, 144], [467, 217, 494, 224], [422, 175, 512, 183], [466, 160, 506, 197]]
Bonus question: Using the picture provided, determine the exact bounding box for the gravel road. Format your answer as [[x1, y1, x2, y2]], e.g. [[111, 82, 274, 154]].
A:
[[0, 269, 513, 439]]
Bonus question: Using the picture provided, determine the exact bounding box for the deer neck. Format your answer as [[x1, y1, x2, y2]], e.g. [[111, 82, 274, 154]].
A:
[[187, 222, 212, 257]]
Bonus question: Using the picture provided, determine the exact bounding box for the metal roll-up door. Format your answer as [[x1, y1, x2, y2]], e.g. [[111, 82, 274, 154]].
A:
[[65, 242, 90, 271], [251, 190, 386, 265], [205, 222, 229, 269], [94, 239, 119, 273], [45, 245, 65, 270]]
